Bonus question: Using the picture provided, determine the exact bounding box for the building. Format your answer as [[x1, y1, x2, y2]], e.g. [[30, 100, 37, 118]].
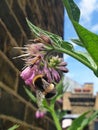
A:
[[62, 82, 98, 130]]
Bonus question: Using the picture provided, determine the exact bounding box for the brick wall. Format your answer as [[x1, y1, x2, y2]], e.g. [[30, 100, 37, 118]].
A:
[[0, 0, 64, 129]]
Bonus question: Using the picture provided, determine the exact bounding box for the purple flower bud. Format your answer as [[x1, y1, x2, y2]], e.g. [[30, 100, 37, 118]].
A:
[[57, 66, 68, 73], [35, 110, 45, 118], [40, 111, 45, 118], [35, 110, 40, 118], [43, 62, 52, 82], [51, 68, 60, 82], [39, 34, 53, 45], [20, 67, 33, 80], [59, 61, 67, 66]]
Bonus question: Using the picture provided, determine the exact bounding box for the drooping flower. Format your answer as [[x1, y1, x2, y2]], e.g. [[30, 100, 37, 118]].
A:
[[20, 66, 32, 80], [20, 65, 38, 85], [49, 55, 68, 72], [18, 35, 68, 96], [44, 55, 68, 83], [43, 61, 52, 82], [50, 68, 60, 83], [15, 34, 68, 117], [18, 35, 68, 88], [35, 110, 46, 118]]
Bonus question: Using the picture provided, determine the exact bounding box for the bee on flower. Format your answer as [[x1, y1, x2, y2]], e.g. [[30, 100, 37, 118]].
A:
[[15, 34, 68, 117]]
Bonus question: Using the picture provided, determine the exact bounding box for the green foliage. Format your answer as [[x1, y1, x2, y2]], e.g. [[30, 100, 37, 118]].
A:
[[56, 109, 67, 120], [67, 111, 98, 130], [62, 0, 80, 22], [61, 41, 96, 72], [73, 21, 98, 75], [63, 0, 98, 76], [8, 124, 19, 130], [50, 78, 64, 104], [71, 39, 84, 47], [26, 18, 62, 46], [26, 19, 97, 76], [27, 0, 98, 77], [25, 0, 98, 130], [24, 87, 36, 103]]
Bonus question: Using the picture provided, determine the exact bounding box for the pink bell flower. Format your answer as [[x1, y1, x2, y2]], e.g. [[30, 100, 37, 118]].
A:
[[20, 67, 33, 80], [35, 110, 46, 118]]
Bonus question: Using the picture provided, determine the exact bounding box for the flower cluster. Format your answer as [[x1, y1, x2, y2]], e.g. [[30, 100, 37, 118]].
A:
[[18, 35, 68, 118], [20, 35, 68, 88]]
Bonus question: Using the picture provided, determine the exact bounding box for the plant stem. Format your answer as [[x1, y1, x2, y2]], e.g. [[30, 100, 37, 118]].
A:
[[55, 46, 97, 74], [50, 106, 62, 130]]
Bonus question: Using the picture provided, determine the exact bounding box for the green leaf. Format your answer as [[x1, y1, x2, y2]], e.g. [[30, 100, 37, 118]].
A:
[[67, 111, 98, 130], [26, 18, 62, 45], [80, 110, 98, 129], [56, 109, 67, 120], [73, 21, 98, 64], [61, 41, 74, 50], [63, 0, 80, 22], [62, 0, 98, 76], [50, 78, 64, 104], [26, 19, 98, 76], [8, 125, 19, 130], [24, 87, 36, 103], [60, 41, 96, 72], [67, 111, 90, 130], [42, 98, 48, 107], [87, 110, 98, 123], [73, 21, 98, 73], [42, 98, 50, 110], [56, 77, 64, 94], [71, 39, 84, 47], [76, 51, 97, 69]]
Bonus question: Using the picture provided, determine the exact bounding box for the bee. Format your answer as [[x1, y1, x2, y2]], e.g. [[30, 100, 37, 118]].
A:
[[33, 74, 56, 99]]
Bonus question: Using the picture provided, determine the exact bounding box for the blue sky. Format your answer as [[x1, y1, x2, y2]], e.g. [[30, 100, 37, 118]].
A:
[[64, 0, 98, 94]]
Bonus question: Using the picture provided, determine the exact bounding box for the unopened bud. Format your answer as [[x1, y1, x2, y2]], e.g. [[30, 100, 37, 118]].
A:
[[40, 34, 52, 44]]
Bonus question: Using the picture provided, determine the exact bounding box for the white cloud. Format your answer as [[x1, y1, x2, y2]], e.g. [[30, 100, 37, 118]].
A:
[[91, 24, 98, 33], [79, 0, 98, 25]]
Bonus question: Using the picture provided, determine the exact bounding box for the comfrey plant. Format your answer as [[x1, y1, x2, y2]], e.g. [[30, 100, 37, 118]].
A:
[[13, 0, 98, 130], [20, 35, 68, 85], [17, 34, 68, 120], [16, 32, 69, 129]]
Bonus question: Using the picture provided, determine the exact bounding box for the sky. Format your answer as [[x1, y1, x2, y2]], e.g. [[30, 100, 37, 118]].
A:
[[64, 0, 98, 94]]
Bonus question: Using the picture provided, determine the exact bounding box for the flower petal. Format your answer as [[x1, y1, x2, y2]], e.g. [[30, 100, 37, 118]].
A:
[[20, 67, 33, 80]]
